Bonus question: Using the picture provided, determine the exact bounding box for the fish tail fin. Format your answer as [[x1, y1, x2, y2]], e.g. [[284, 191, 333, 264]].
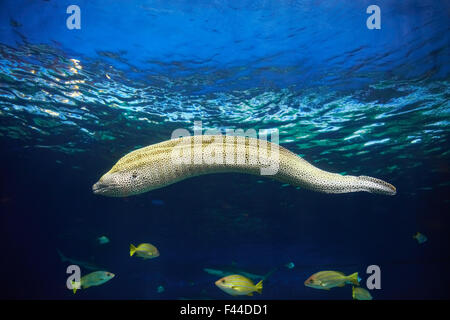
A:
[[255, 280, 263, 294], [57, 249, 67, 262], [71, 280, 79, 294], [352, 286, 357, 299], [130, 244, 137, 256], [347, 272, 360, 286]]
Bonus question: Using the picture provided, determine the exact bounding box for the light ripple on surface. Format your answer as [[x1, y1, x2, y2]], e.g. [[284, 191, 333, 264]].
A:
[[0, 43, 449, 181]]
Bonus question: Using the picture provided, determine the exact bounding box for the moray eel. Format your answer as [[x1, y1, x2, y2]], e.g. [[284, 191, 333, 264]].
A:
[[92, 135, 396, 197]]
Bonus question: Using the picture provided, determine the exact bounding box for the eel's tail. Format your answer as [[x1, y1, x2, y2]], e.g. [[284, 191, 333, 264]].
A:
[[356, 176, 396, 195]]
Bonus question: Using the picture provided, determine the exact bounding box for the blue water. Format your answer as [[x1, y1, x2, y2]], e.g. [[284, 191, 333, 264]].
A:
[[0, 0, 449, 299]]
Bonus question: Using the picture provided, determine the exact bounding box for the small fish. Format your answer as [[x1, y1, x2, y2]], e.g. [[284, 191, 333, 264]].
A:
[[285, 262, 295, 269], [71, 271, 115, 294], [97, 236, 110, 245], [304, 271, 360, 290], [157, 285, 165, 293], [130, 243, 160, 259], [352, 286, 373, 300], [413, 232, 427, 244], [215, 274, 263, 296]]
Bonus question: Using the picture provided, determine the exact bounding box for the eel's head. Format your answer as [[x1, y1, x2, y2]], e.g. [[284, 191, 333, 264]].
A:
[[92, 168, 149, 197]]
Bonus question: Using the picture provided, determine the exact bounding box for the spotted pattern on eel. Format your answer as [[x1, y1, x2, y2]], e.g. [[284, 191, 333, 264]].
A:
[[92, 135, 396, 197]]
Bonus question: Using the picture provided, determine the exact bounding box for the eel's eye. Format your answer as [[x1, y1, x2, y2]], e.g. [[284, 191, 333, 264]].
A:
[[222, 280, 226, 283]]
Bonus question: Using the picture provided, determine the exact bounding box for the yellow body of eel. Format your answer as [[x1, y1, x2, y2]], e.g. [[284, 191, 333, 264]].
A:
[[92, 135, 396, 197]]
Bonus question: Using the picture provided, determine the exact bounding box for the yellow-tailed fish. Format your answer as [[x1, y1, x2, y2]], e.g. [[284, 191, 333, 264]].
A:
[[215, 274, 263, 296], [413, 232, 427, 244], [304, 271, 360, 290], [71, 271, 114, 294], [352, 286, 373, 300], [130, 243, 159, 259]]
